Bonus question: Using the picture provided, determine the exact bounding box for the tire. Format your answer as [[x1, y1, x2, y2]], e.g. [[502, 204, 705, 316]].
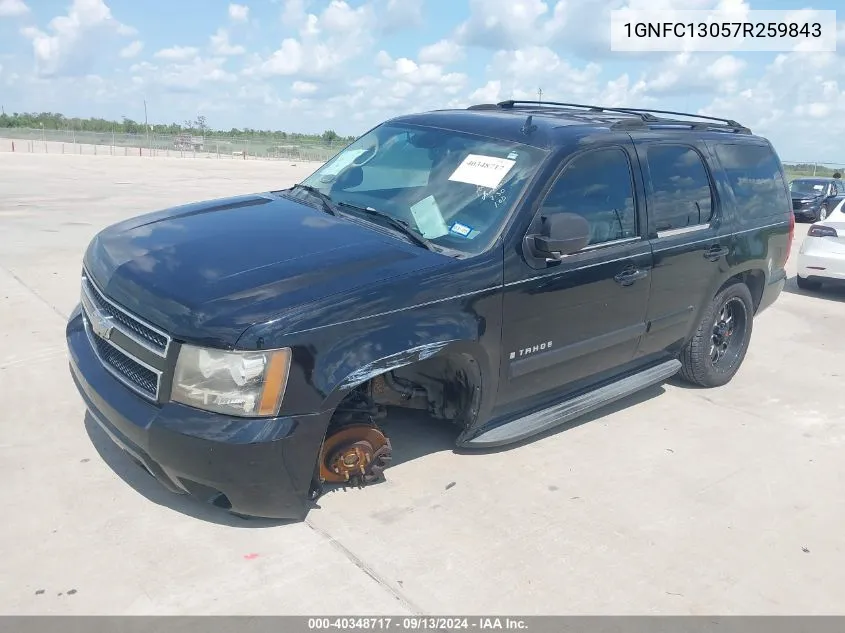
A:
[[796, 275, 822, 291], [678, 282, 754, 388], [818, 205, 829, 221]]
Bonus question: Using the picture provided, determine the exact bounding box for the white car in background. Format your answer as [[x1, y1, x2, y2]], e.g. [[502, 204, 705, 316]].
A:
[[796, 197, 845, 291]]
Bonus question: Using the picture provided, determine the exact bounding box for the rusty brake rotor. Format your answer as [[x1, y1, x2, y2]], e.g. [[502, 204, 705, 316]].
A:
[[319, 423, 392, 486]]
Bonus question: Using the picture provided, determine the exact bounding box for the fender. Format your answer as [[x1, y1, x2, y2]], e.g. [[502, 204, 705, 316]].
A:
[[315, 310, 499, 426], [692, 216, 789, 335]]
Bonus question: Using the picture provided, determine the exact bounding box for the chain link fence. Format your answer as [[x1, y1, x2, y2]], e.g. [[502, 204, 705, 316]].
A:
[[0, 127, 344, 162], [782, 161, 843, 179], [2, 128, 842, 179]]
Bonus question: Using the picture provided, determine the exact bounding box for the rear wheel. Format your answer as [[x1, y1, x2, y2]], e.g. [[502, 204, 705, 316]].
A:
[[796, 275, 822, 291], [679, 282, 754, 388]]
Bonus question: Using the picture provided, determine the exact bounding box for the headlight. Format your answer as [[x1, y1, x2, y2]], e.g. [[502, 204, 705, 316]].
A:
[[171, 344, 292, 417]]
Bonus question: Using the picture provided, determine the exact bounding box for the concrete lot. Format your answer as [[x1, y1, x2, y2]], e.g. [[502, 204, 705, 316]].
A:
[[1, 152, 844, 615]]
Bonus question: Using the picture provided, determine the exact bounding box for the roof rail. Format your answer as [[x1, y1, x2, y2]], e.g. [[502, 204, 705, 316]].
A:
[[471, 99, 750, 134]]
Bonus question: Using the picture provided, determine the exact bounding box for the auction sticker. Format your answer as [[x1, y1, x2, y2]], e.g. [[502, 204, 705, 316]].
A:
[[448, 154, 515, 189]]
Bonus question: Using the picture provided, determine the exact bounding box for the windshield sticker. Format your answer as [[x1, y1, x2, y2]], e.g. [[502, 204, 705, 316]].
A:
[[449, 222, 472, 237], [507, 152, 519, 160], [448, 154, 516, 189], [410, 195, 450, 239], [319, 148, 367, 177], [813, 185, 824, 190]]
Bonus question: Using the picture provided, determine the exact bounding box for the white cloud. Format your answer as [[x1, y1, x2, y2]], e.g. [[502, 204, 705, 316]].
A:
[[704, 55, 746, 81], [635, 52, 747, 96], [228, 3, 249, 22], [700, 52, 845, 161], [281, 0, 308, 27], [382, 0, 423, 32], [119, 40, 143, 58], [0, 0, 29, 17], [418, 39, 463, 66], [210, 29, 245, 55], [245, 0, 376, 79], [154, 46, 199, 61], [455, 0, 557, 50], [379, 54, 468, 92], [292, 80, 318, 95], [454, 0, 739, 58], [131, 55, 237, 92], [319, 0, 374, 34], [20, 0, 136, 76]]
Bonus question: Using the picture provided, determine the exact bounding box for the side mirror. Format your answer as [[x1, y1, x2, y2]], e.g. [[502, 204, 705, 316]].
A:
[[529, 213, 591, 260]]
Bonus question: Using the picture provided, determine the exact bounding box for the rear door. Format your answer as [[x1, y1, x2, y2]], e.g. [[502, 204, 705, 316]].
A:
[[633, 138, 733, 358]]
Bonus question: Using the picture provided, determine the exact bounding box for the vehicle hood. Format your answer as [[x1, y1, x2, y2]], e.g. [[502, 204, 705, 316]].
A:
[[83, 193, 448, 348], [791, 192, 824, 202]]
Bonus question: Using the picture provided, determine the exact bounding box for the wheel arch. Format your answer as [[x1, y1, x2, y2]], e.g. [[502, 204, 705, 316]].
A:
[[318, 337, 496, 430], [715, 268, 766, 313]]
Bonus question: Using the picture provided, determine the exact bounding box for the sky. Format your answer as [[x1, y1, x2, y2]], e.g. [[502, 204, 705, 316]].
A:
[[0, 0, 843, 162]]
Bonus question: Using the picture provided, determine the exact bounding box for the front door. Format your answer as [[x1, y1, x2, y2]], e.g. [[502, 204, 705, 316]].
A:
[[494, 143, 653, 419]]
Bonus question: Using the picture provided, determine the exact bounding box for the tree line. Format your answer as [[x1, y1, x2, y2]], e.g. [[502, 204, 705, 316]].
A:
[[0, 111, 355, 144]]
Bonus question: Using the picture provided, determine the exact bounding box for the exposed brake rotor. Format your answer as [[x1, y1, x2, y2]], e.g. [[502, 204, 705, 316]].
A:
[[319, 423, 392, 487]]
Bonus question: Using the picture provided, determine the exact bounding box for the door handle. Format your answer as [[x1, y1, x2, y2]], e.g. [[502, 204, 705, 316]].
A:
[[614, 268, 648, 286], [704, 245, 728, 262]]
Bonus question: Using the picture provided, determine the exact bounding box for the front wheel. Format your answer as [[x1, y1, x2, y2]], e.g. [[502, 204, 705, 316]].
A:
[[678, 282, 754, 388], [818, 205, 829, 221]]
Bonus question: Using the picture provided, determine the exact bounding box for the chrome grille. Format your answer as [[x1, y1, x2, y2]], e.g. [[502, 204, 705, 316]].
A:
[[80, 272, 172, 402], [91, 335, 159, 397], [82, 275, 170, 356]]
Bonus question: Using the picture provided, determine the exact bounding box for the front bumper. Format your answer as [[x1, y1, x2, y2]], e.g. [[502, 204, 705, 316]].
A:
[[66, 306, 331, 520], [792, 203, 821, 220]]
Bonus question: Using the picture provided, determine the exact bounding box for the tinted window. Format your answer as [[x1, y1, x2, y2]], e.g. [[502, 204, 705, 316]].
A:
[[645, 144, 714, 232], [790, 178, 829, 195], [715, 143, 789, 221], [540, 147, 637, 246], [351, 134, 433, 190], [300, 123, 548, 256]]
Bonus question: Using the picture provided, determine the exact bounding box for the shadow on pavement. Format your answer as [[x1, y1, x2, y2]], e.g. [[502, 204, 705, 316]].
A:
[[86, 381, 670, 521], [782, 274, 845, 303]]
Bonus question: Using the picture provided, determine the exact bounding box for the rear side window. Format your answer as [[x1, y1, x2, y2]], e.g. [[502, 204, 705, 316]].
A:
[[645, 144, 714, 233], [713, 143, 789, 222]]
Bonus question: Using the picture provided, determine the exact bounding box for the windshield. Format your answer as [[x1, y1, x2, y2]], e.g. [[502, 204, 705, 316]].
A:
[[790, 179, 828, 195], [298, 122, 548, 255]]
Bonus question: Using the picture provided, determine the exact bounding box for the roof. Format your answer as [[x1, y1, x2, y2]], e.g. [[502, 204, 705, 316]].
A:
[[387, 100, 755, 150]]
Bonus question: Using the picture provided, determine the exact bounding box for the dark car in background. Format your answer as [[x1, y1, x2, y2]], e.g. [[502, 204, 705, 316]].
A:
[[789, 177, 844, 222]]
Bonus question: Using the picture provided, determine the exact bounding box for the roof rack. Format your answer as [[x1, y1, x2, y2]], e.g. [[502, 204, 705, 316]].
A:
[[467, 100, 751, 134]]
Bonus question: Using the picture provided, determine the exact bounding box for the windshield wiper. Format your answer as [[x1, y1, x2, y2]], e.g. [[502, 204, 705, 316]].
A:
[[336, 202, 434, 251], [287, 183, 338, 216]]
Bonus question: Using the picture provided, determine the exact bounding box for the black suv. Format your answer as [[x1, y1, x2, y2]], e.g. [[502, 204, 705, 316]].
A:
[[789, 177, 844, 222], [66, 100, 793, 521]]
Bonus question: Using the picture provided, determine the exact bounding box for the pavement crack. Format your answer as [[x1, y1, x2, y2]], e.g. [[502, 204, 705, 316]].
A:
[[2, 266, 67, 322], [305, 519, 424, 615]]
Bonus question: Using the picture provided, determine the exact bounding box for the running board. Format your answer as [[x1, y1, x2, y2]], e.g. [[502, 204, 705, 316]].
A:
[[460, 359, 681, 448]]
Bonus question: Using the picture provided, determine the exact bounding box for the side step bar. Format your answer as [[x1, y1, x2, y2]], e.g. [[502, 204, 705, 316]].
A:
[[459, 359, 681, 448]]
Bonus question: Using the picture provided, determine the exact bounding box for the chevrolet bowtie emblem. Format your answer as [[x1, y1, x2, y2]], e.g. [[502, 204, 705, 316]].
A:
[[90, 307, 115, 340]]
